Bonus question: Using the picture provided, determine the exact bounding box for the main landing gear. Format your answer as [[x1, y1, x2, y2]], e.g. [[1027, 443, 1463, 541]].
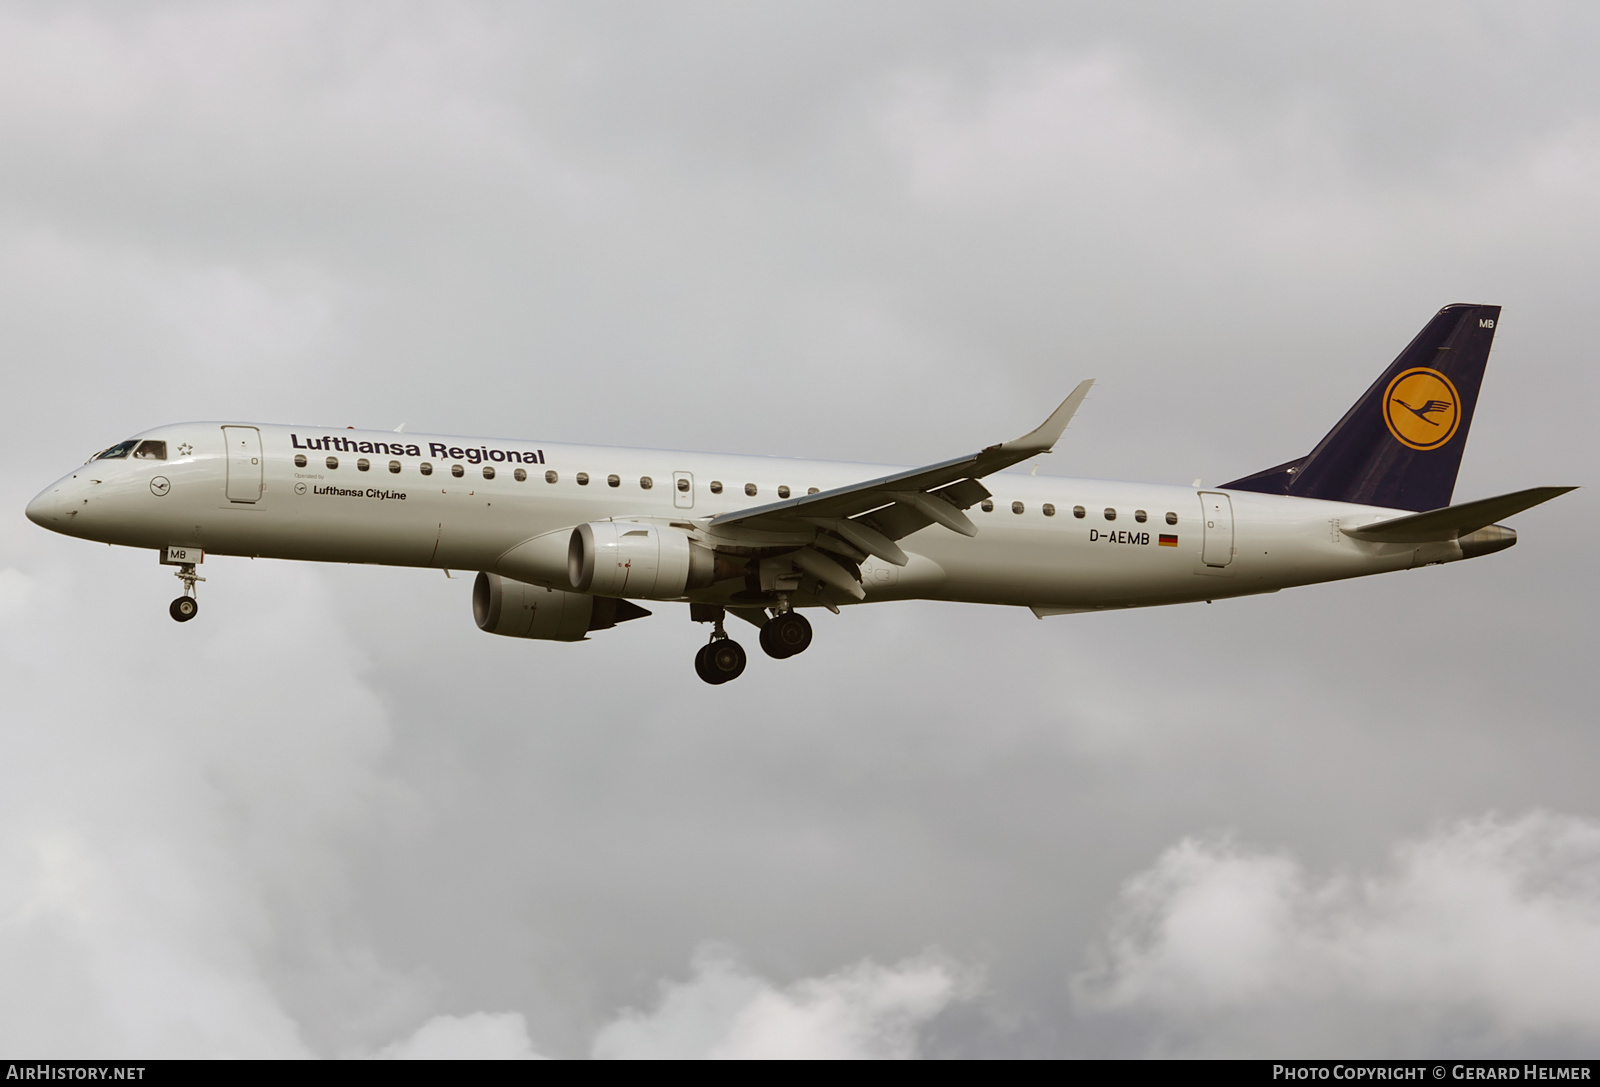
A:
[[691, 604, 814, 684], [693, 607, 747, 684], [758, 610, 812, 659], [169, 562, 204, 623], [694, 637, 747, 685]]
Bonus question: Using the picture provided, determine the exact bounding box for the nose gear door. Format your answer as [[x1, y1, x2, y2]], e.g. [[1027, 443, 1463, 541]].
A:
[[222, 426, 263, 503]]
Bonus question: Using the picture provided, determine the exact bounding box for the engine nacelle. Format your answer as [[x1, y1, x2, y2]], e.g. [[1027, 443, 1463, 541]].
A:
[[473, 571, 649, 641], [568, 522, 715, 599]]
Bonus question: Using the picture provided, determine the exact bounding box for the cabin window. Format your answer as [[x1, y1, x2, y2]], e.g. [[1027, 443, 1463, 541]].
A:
[[778, 485, 790, 499], [357, 458, 370, 472], [808, 487, 819, 495], [576, 472, 589, 486], [133, 441, 167, 460], [482, 465, 495, 479], [604, 474, 618, 488], [1043, 503, 1056, 517], [1073, 505, 1085, 518], [1135, 509, 1148, 523], [745, 483, 757, 497], [545, 470, 557, 483], [514, 468, 526, 482], [294, 454, 307, 468], [420, 462, 433, 476], [980, 499, 994, 512], [710, 480, 723, 494], [1166, 511, 1178, 525], [640, 476, 653, 489], [1104, 508, 1116, 521], [326, 457, 339, 470], [389, 460, 401, 474], [676, 478, 690, 492], [451, 464, 465, 478], [1012, 501, 1025, 514]]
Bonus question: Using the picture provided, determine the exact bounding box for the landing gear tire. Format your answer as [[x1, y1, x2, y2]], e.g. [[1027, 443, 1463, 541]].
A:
[[170, 596, 199, 622], [697, 639, 747, 684], [759, 611, 813, 659]]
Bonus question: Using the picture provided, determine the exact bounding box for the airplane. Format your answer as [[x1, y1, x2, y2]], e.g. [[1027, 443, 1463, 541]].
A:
[[25, 303, 1575, 684]]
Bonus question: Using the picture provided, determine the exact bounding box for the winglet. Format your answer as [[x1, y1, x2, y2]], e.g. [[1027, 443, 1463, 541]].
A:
[[995, 379, 1094, 455]]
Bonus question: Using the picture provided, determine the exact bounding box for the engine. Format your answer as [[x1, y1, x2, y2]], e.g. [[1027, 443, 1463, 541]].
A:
[[472, 571, 649, 641], [568, 522, 716, 599]]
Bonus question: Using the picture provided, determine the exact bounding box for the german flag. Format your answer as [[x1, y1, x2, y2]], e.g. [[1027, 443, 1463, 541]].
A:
[[1158, 534, 1178, 547]]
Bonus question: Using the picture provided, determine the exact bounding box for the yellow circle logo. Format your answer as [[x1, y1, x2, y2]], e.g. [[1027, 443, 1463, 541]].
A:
[[1383, 367, 1461, 450]]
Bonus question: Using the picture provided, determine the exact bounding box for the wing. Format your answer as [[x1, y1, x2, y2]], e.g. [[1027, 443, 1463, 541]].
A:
[[705, 380, 1094, 588]]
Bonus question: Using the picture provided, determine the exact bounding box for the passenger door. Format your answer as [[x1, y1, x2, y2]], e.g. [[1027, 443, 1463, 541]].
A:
[[222, 426, 263, 503], [1199, 491, 1234, 567]]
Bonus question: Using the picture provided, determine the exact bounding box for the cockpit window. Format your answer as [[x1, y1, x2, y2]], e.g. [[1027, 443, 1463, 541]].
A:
[[133, 441, 167, 461], [92, 440, 138, 461]]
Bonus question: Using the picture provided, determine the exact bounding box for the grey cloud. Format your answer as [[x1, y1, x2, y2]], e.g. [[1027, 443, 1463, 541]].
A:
[[1, 1, 1594, 1058], [0, 560, 404, 1057]]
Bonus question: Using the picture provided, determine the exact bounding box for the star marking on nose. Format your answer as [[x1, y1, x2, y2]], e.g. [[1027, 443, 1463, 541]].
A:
[[177, 443, 193, 456]]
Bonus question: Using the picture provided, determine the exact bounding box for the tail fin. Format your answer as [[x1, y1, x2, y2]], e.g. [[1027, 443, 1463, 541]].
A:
[[1223, 303, 1501, 511]]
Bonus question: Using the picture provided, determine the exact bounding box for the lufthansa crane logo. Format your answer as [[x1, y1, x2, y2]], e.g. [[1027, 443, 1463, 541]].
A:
[[1383, 367, 1461, 451]]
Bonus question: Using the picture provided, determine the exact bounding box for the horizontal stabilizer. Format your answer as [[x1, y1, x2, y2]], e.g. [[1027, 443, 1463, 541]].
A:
[[1342, 486, 1576, 543]]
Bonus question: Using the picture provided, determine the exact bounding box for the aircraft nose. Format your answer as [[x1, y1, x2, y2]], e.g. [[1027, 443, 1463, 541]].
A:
[[25, 485, 69, 528]]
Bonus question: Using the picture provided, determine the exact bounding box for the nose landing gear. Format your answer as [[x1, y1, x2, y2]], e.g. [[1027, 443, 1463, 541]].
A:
[[169, 562, 204, 623]]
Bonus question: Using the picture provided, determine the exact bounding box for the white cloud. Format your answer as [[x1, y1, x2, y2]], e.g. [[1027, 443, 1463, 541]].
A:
[[1075, 812, 1600, 1056], [364, 948, 967, 1059], [591, 945, 967, 1059], [373, 1012, 545, 1060]]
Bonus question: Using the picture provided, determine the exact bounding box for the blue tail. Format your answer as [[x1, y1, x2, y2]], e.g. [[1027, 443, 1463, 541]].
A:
[[1223, 303, 1500, 511]]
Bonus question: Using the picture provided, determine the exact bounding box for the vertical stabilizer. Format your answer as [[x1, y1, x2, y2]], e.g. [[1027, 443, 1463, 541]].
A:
[[1224, 304, 1500, 511]]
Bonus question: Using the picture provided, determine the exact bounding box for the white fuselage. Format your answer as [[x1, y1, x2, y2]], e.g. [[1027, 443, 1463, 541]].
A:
[[26, 421, 1455, 614]]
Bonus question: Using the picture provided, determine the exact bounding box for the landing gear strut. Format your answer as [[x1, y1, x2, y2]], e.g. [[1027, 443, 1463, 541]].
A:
[[694, 609, 746, 685], [169, 562, 204, 623]]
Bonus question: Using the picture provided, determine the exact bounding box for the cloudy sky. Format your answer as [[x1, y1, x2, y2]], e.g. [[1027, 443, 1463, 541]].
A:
[[2, 0, 1597, 1058]]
